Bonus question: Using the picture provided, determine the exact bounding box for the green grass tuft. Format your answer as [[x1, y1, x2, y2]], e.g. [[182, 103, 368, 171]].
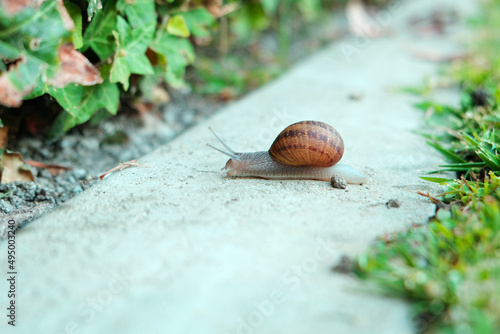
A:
[[354, 0, 500, 332]]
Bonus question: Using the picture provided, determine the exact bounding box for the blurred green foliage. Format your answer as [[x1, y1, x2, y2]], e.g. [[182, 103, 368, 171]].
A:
[[0, 0, 392, 136]]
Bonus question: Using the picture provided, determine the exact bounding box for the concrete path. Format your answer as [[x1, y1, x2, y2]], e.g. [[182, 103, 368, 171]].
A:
[[1, 0, 476, 333]]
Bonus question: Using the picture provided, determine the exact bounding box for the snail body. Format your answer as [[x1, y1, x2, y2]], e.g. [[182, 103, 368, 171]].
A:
[[209, 121, 369, 184]]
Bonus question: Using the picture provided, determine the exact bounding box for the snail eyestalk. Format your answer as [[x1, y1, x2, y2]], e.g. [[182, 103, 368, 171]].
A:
[[207, 127, 238, 159]]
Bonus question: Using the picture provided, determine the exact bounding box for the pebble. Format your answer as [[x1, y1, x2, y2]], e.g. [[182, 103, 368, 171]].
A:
[[386, 199, 400, 208], [72, 168, 88, 180], [331, 175, 347, 189]]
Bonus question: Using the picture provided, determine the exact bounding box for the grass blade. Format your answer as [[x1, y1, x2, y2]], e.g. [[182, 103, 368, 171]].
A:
[[426, 141, 467, 163], [462, 133, 500, 171]]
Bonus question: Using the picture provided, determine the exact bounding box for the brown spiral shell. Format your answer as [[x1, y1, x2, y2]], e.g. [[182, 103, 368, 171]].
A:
[[268, 121, 344, 167]]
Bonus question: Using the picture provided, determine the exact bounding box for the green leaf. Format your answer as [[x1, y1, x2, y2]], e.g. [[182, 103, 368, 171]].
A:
[[64, 2, 83, 49], [0, 0, 73, 105], [87, 0, 103, 21], [117, 0, 155, 28], [426, 141, 467, 164], [427, 167, 480, 173], [110, 53, 131, 90], [0, 40, 22, 59], [4, 59, 43, 91], [426, 162, 488, 174], [48, 78, 119, 137], [48, 83, 83, 114], [167, 15, 190, 37], [231, 3, 270, 40], [77, 80, 120, 122], [260, 0, 280, 16], [414, 101, 433, 111], [23, 78, 49, 100], [151, 33, 195, 88], [439, 162, 487, 168], [83, 0, 118, 60], [126, 53, 155, 75], [421, 177, 453, 184], [0, 2, 70, 53], [109, 16, 154, 89], [462, 133, 500, 171], [181, 8, 215, 38]]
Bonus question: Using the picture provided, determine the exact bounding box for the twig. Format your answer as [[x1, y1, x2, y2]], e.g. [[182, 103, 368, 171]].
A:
[[99, 160, 150, 180]]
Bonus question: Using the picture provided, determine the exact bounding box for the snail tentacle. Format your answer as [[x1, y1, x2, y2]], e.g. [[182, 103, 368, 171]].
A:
[[207, 127, 238, 159]]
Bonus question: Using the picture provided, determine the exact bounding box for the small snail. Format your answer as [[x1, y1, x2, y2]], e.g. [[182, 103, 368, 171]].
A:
[[208, 120, 369, 184]]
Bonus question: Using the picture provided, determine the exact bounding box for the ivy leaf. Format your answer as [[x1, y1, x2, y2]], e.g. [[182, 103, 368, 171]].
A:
[[87, 0, 103, 21], [48, 43, 102, 88], [181, 8, 215, 38], [110, 51, 131, 89], [48, 78, 119, 138], [0, 1, 72, 106], [82, 0, 118, 60], [260, 0, 280, 16], [167, 15, 190, 37], [151, 33, 194, 88], [231, 3, 270, 40], [110, 16, 154, 90], [117, 0, 155, 28], [11, 60, 47, 89], [48, 83, 83, 114], [64, 2, 83, 49]]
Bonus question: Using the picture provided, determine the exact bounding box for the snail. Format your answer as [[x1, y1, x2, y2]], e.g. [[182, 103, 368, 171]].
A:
[[208, 120, 369, 185]]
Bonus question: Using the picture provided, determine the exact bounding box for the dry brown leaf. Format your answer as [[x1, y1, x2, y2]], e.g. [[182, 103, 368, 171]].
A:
[[25, 160, 72, 175], [55, 0, 75, 30], [0, 126, 8, 149], [0, 0, 65, 18], [204, 0, 238, 18], [411, 49, 469, 63], [48, 43, 103, 88], [135, 102, 154, 116], [217, 3, 239, 17], [346, 0, 384, 38], [0, 73, 32, 108], [0, 151, 34, 183], [409, 8, 459, 37], [0, 57, 33, 107], [0, 0, 35, 16], [203, 0, 221, 17]]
